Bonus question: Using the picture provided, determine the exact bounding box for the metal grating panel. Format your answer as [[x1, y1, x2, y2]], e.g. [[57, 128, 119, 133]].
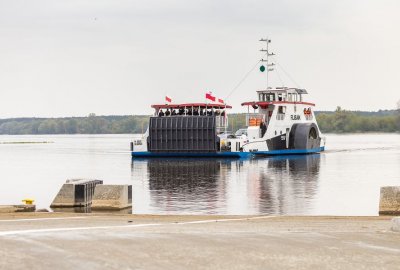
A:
[[148, 116, 218, 153]]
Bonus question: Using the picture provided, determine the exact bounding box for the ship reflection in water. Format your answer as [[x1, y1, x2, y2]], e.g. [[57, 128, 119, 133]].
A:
[[131, 154, 321, 215]]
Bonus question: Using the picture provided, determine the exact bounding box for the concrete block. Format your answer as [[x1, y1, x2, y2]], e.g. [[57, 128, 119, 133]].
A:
[[50, 179, 103, 208], [91, 185, 132, 210], [0, 205, 36, 213], [392, 217, 400, 232], [50, 183, 75, 207], [379, 186, 400, 215]]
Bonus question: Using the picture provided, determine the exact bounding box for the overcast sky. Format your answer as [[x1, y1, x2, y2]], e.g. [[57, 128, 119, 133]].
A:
[[0, 0, 399, 118]]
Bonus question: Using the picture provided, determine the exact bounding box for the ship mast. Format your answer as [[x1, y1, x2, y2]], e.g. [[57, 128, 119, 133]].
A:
[[260, 38, 275, 89]]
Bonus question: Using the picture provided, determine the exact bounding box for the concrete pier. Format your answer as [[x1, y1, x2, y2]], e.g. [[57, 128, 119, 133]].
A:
[[50, 179, 103, 208], [0, 213, 399, 270], [379, 186, 400, 215], [91, 185, 132, 210]]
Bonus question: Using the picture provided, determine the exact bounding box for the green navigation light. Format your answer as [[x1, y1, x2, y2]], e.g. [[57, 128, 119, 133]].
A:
[[260, 65, 265, 72]]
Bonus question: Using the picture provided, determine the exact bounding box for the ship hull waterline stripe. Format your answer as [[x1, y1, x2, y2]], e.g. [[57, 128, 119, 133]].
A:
[[131, 147, 325, 158]]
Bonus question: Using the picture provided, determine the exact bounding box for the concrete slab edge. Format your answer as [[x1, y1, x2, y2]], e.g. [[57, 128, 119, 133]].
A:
[[91, 205, 132, 210], [379, 210, 400, 216], [0, 205, 36, 213]]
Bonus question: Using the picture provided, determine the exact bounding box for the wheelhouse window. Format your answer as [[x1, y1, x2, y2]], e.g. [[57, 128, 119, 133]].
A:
[[266, 93, 275, 102]]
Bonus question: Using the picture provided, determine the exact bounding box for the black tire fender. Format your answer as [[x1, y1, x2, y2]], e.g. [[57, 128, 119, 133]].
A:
[[289, 123, 321, 150]]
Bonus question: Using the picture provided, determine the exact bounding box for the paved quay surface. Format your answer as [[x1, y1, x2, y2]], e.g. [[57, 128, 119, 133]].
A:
[[0, 213, 399, 270]]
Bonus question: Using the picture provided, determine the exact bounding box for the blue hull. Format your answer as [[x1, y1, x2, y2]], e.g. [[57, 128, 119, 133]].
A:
[[132, 151, 251, 158], [253, 146, 325, 156], [131, 147, 325, 158]]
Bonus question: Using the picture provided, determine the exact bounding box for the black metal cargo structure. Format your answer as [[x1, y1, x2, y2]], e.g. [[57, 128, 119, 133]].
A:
[[148, 116, 219, 153], [74, 180, 103, 207]]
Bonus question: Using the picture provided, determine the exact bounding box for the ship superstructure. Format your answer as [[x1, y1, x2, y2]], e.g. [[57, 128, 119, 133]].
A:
[[238, 87, 324, 155]]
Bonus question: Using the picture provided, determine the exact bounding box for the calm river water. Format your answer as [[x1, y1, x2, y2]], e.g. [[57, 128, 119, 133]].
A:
[[0, 134, 399, 215]]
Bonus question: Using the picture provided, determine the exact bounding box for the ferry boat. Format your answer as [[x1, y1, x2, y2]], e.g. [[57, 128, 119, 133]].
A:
[[131, 39, 325, 158]]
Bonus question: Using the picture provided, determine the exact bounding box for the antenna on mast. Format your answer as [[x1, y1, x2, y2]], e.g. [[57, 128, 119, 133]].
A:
[[259, 38, 275, 89]]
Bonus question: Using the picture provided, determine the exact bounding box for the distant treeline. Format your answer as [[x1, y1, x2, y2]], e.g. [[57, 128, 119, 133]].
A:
[[0, 108, 399, 134], [0, 114, 150, 135], [316, 107, 400, 133]]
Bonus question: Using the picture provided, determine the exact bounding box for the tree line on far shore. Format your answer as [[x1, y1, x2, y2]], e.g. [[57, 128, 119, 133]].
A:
[[0, 108, 399, 135], [0, 114, 149, 135], [315, 107, 400, 133]]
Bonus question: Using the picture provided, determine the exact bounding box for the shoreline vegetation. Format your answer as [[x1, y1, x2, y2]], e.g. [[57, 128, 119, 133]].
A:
[[0, 141, 53, 144], [0, 108, 399, 135]]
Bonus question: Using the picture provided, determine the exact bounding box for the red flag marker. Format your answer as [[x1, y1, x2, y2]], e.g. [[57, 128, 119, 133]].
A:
[[205, 92, 216, 102]]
